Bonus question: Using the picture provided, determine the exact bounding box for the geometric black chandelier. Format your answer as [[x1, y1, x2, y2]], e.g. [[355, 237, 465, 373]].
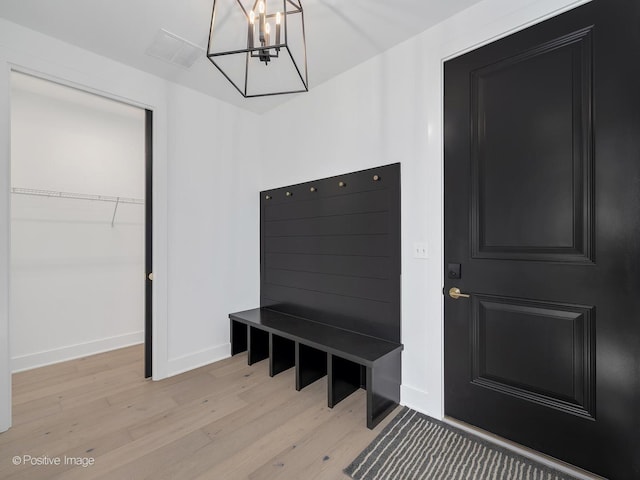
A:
[[207, 0, 308, 97]]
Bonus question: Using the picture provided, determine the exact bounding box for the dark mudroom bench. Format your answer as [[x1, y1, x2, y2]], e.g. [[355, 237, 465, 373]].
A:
[[233, 163, 403, 429], [229, 307, 402, 429]]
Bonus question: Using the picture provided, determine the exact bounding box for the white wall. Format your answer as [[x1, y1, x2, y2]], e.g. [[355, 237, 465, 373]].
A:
[[10, 73, 146, 372], [0, 19, 261, 431], [259, 0, 590, 419], [164, 83, 260, 376]]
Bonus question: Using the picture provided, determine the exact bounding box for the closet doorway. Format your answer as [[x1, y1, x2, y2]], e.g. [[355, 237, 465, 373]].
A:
[[9, 72, 152, 378]]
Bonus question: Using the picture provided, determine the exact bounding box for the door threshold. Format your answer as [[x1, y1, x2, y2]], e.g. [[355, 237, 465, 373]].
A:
[[443, 416, 606, 480]]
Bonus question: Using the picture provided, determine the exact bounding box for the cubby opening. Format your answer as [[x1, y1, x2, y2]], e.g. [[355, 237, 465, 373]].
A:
[[269, 334, 295, 377], [296, 343, 327, 390]]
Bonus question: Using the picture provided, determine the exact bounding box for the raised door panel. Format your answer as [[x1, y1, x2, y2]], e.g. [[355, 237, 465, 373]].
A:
[[471, 28, 594, 262], [471, 295, 595, 418]]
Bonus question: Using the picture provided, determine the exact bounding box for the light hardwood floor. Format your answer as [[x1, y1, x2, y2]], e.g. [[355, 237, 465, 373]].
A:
[[1, 345, 400, 479]]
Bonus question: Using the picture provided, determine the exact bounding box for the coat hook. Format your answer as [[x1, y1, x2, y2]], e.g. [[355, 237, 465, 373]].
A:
[[310, 187, 317, 192], [265, 195, 272, 200], [373, 175, 381, 181], [338, 181, 346, 187], [286, 191, 293, 197]]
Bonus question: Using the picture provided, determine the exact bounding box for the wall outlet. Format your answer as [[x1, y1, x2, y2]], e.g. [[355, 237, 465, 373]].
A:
[[413, 242, 428, 259]]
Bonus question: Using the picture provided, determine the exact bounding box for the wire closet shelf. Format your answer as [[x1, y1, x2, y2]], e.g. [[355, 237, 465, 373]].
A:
[[11, 187, 144, 227]]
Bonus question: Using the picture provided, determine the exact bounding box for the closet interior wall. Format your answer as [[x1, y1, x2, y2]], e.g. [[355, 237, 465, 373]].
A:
[[10, 72, 145, 372]]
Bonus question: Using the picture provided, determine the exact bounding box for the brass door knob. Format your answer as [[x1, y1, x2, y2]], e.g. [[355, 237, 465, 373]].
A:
[[449, 287, 470, 299]]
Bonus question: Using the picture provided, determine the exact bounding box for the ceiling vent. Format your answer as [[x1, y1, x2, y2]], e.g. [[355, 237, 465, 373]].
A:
[[145, 29, 205, 69]]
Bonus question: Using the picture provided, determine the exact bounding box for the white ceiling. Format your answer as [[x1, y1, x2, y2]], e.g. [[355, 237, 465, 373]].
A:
[[0, 0, 484, 113]]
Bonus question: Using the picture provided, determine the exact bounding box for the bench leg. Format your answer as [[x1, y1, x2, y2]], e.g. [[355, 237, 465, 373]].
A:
[[230, 320, 248, 356], [366, 349, 401, 429], [270, 334, 295, 377], [328, 355, 361, 408], [296, 343, 327, 391]]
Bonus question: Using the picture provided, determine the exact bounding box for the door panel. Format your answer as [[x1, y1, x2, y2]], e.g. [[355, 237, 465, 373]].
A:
[[471, 295, 595, 418], [471, 27, 593, 262], [444, 1, 640, 478]]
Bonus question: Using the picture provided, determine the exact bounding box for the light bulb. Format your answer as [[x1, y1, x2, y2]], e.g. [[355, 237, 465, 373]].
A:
[[258, 1, 265, 14], [265, 23, 271, 34], [276, 11, 281, 25], [249, 10, 255, 24]]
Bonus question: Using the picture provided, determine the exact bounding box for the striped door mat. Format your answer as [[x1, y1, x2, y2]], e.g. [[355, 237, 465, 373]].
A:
[[344, 407, 580, 480]]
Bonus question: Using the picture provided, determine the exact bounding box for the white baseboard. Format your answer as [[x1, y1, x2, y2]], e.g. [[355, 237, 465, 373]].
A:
[[166, 342, 230, 377], [11, 331, 144, 373]]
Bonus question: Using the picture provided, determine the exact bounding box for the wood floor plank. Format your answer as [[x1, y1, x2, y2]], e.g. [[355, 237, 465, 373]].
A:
[[296, 405, 402, 480], [153, 373, 321, 479], [11, 361, 79, 389], [92, 429, 212, 480], [0, 395, 177, 478], [4, 430, 133, 480], [0, 397, 110, 448], [10, 394, 64, 426], [11, 345, 141, 394], [12, 362, 139, 407], [193, 390, 364, 480], [247, 390, 367, 480], [2, 345, 398, 479]]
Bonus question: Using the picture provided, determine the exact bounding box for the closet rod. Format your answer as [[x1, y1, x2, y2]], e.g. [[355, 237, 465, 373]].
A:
[[11, 187, 143, 205]]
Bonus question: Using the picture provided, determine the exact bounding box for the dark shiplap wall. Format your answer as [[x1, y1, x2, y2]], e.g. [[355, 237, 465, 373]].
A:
[[260, 163, 400, 343]]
